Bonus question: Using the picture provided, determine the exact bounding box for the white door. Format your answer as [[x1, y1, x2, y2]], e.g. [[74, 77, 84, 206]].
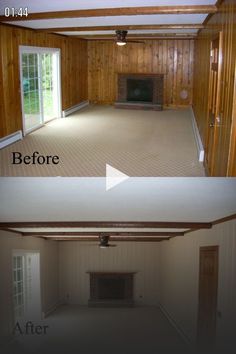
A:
[[13, 252, 41, 323]]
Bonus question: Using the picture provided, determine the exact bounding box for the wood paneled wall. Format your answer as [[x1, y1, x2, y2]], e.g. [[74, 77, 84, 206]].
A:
[[193, 0, 236, 176], [88, 39, 194, 107], [0, 24, 88, 138]]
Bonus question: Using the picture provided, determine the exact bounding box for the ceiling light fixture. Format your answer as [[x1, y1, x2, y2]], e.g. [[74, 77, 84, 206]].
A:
[[99, 234, 116, 248], [116, 41, 126, 46]]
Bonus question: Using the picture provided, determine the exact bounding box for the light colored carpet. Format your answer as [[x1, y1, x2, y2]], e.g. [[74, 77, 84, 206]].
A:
[[0, 306, 190, 354], [0, 106, 205, 176]]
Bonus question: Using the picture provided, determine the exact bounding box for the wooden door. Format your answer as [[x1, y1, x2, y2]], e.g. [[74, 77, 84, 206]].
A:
[[206, 34, 223, 175], [197, 246, 219, 350], [227, 61, 236, 176]]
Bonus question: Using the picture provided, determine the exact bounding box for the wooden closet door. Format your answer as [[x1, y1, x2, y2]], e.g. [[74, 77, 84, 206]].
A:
[[206, 33, 223, 175], [197, 246, 219, 350]]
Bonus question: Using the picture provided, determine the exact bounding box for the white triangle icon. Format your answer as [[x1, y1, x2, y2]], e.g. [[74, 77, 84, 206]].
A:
[[106, 164, 129, 191]]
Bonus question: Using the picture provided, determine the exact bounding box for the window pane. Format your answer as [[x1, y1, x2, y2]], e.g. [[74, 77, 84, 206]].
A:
[[17, 270, 22, 281], [22, 54, 28, 66], [28, 54, 35, 66], [17, 282, 22, 293], [18, 294, 23, 305], [17, 256, 22, 268]]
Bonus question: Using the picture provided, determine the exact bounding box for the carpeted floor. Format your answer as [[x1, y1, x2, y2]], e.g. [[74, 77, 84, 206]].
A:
[[0, 306, 191, 354], [0, 105, 205, 176]]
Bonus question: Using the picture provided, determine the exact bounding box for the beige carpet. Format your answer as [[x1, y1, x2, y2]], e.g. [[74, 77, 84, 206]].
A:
[[1, 306, 190, 354], [0, 105, 205, 176]]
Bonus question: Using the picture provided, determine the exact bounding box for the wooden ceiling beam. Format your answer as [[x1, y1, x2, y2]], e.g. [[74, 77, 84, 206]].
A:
[[212, 213, 236, 226], [79, 34, 196, 40], [0, 5, 217, 22], [1, 228, 23, 235], [21, 231, 184, 237], [40, 236, 170, 242], [36, 24, 204, 32], [0, 221, 212, 229], [197, 0, 223, 35]]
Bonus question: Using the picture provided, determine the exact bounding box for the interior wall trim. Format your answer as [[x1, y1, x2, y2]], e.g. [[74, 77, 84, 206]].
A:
[[42, 300, 64, 318], [190, 107, 204, 162], [62, 100, 89, 117], [159, 303, 194, 347], [0, 130, 22, 149]]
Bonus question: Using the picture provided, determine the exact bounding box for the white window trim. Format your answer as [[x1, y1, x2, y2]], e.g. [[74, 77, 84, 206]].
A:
[[12, 250, 42, 322], [19, 45, 62, 136]]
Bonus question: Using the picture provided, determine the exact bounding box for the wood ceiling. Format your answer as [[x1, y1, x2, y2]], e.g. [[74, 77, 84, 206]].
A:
[[0, 1, 221, 40]]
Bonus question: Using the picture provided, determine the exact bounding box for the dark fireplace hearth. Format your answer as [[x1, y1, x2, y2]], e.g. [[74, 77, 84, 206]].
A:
[[115, 73, 163, 110], [87, 272, 135, 307]]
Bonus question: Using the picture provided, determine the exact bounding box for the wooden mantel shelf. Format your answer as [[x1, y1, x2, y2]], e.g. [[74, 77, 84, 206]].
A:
[[86, 271, 137, 274]]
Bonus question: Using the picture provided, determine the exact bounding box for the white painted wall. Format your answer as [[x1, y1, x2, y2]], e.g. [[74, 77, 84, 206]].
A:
[[0, 230, 59, 339], [59, 242, 160, 306], [159, 219, 236, 349], [1, 218, 235, 351]]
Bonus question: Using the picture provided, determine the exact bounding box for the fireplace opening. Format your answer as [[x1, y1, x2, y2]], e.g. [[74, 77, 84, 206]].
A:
[[88, 272, 135, 307], [98, 278, 125, 299], [127, 79, 153, 103], [115, 73, 163, 110]]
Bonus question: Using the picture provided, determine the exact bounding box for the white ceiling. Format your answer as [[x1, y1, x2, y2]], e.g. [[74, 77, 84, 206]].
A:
[[6, 14, 208, 29], [0, 1, 217, 38], [0, 1, 217, 14], [0, 177, 235, 223], [58, 29, 199, 37]]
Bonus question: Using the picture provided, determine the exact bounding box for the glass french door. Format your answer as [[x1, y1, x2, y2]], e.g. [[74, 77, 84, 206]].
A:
[[13, 255, 25, 320], [12, 252, 41, 323], [20, 46, 61, 134]]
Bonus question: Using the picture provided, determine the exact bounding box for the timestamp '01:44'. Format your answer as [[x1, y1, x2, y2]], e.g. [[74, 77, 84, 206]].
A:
[[4, 7, 28, 18]]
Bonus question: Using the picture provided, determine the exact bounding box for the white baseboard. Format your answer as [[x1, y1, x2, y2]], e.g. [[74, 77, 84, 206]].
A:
[[159, 303, 194, 348], [62, 100, 89, 117], [190, 107, 204, 162], [0, 130, 23, 149], [42, 301, 63, 318]]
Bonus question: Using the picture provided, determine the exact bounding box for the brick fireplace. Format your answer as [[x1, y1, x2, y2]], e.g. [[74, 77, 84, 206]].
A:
[[115, 73, 164, 110], [87, 272, 135, 307]]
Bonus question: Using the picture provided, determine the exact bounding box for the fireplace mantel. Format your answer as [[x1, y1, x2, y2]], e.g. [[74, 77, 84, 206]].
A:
[[88, 272, 136, 307], [115, 73, 164, 111]]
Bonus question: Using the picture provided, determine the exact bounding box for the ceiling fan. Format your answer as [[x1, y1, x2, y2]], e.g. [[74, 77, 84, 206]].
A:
[[115, 30, 144, 46], [99, 234, 116, 248]]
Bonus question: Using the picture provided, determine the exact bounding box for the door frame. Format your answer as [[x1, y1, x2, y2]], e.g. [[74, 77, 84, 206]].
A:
[[205, 32, 223, 175], [12, 249, 42, 324], [227, 59, 236, 176], [19, 45, 62, 136], [197, 245, 219, 349]]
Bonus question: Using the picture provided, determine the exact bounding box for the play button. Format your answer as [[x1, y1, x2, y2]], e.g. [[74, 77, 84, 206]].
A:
[[106, 164, 130, 191]]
